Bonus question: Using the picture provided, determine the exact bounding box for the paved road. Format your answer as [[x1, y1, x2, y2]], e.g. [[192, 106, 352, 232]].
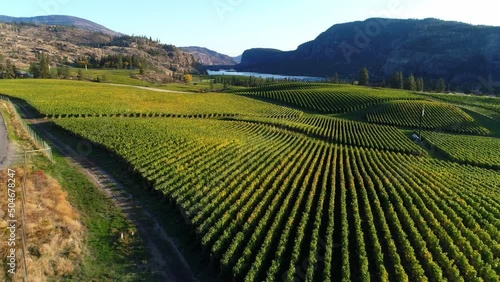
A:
[[0, 113, 8, 166]]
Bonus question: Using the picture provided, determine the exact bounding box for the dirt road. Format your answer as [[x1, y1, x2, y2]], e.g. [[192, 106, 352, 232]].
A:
[[14, 103, 195, 282], [105, 83, 192, 94], [0, 113, 8, 166]]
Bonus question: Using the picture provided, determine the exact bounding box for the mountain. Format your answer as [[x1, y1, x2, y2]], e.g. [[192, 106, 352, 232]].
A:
[[238, 18, 500, 88], [180, 46, 237, 65], [0, 21, 197, 82], [233, 54, 242, 64], [0, 15, 122, 37]]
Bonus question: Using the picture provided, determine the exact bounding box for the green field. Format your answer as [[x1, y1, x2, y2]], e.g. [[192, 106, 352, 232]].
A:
[[231, 115, 425, 155], [0, 80, 301, 118], [366, 100, 490, 135], [54, 117, 500, 282], [423, 93, 500, 113], [234, 83, 422, 113], [424, 131, 500, 169], [2, 80, 499, 281], [75, 69, 238, 93]]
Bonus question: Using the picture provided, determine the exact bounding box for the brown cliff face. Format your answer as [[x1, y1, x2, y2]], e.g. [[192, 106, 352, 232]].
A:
[[180, 47, 237, 66], [0, 22, 197, 75]]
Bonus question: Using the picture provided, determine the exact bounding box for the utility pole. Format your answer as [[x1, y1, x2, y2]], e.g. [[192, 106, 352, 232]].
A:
[[418, 106, 425, 141]]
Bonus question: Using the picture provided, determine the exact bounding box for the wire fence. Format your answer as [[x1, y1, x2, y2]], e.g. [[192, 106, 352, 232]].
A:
[[1, 95, 55, 281], [0, 95, 53, 162]]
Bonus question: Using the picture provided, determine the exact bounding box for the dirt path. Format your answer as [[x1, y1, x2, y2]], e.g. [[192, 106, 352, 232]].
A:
[[105, 83, 192, 94], [14, 104, 195, 282], [0, 113, 8, 165]]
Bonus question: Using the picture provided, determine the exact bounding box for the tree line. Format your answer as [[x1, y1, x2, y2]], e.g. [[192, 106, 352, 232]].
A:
[[75, 54, 149, 72], [329, 67, 447, 93]]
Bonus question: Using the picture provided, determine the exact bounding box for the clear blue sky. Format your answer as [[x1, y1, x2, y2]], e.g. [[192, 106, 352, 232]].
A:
[[3, 0, 498, 56]]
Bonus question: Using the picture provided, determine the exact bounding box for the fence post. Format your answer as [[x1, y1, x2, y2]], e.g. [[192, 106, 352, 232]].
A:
[[0, 95, 54, 162]]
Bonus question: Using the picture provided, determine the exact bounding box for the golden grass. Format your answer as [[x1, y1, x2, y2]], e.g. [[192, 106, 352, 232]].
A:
[[0, 169, 84, 281]]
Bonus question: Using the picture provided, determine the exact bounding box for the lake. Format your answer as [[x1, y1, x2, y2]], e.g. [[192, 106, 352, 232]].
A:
[[206, 70, 324, 82]]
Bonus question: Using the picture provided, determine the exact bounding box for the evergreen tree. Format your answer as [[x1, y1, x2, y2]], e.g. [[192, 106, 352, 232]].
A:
[[430, 79, 436, 92], [390, 71, 404, 89], [398, 71, 404, 89], [5, 60, 17, 78], [359, 67, 369, 86], [0, 61, 5, 74], [405, 74, 417, 91], [416, 77, 424, 92], [332, 73, 340, 84], [77, 69, 83, 80], [39, 53, 51, 78], [117, 55, 123, 69], [436, 78, 446, 93]]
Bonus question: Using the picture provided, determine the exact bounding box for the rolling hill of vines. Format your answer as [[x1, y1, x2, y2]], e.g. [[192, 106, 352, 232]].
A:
[[0, 80, 302, 118], [234, 83, 422, 113], [423, 93, 500, 114], [366, 100, 490, 135], [423, 131, 500, 169], [1, 80, 499, 281], [53, 117, 500, 282]]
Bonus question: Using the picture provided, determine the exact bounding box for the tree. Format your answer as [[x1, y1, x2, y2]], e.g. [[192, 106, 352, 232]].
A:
[[29, 62, 41, 78], [57, 66, 70, 79], [332, 73, 340, 84], [436, 78, 446, 93], [39, 53, 51, 78], [30, 54, 51, 78], [416, 77, 424, 92], [77, 69, 83, 80], [182, 74, 193, 84], [0, 60, 5, 76], [359, 67, 369, 86], [117, 55, 123, 69], [390, 71, 404, 89], [5, 60, 17, 79], [405, 74, 416, 91]]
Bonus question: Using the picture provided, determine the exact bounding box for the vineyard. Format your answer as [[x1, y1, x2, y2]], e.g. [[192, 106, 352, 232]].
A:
[[0, 80, 302, 118], [423, 93, 500, 114], [423, 131, 500, 169], [232, 116, 425, 155], [366, 100, 490, 135], [54, 117, 500, 282], [234, 83, 421, 113], [1, 79, 499, 282]]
